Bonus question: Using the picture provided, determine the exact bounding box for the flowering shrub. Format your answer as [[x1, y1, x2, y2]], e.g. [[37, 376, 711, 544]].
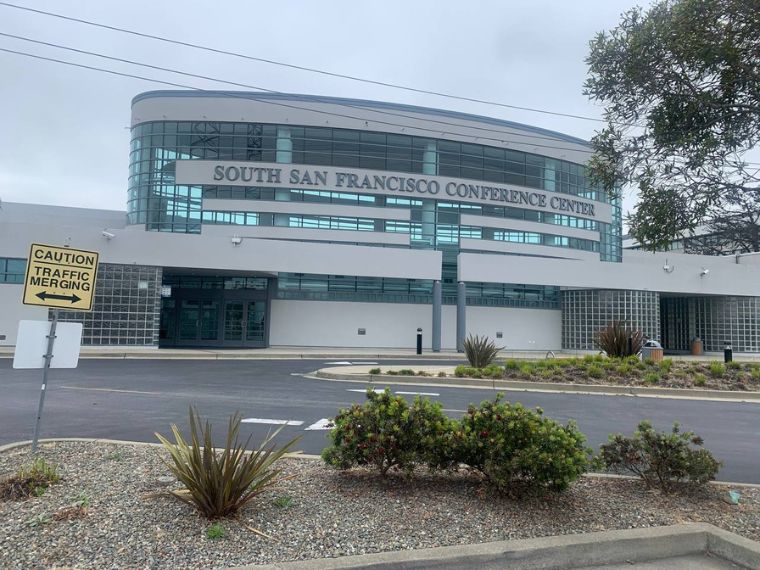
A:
[[442, 396, 591, 492], [599, 420, 721, 492], [321, 388, 451, 477]]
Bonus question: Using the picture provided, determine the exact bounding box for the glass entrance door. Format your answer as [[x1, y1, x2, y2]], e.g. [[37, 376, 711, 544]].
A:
[[177, 300, 219, 343], [223, 300, 267, 347]]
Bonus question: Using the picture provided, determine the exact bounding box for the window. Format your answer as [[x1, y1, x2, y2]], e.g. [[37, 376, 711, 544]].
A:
[[0, 258, 25, 284]]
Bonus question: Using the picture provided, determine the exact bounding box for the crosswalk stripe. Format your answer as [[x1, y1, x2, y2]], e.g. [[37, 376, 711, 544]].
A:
[[241, 418, 304, 426], [346, 388, 440, 397], [305, 418, 333, 431]]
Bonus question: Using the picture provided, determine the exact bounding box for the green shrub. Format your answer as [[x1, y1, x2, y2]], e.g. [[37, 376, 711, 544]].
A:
[[751, 368, 760, 381], [596, 321, 644, 357], [709, 362, 725, 377], [587, 364, 604, 378], [416, 370, 429, 377], [539, 368, 554, 379], [644, 372, 660, 384], [616, 363, 632, 375], [625, 355, 641, 365], [463, 334, 501, 368], [386, 370, 399, 376], [599, 421, 721, 493], [1, 457, 61, 501], [443, 396, 590, 492], [454, 365, 467, 378], [727, 361, 741, 370], [206, 523, 225, 539], [693, 373, 707, 387], [398, 369, 416, 376], [518, 362, 535, 376], [437, 371, 447, 378], [273, 495, 293, 508], [368, 368, 381, 375], [582, 354, 595, 363], [322, 388, 451, 477], [659, 359, 673, 373], [482, 364, 504, 379], [504, 359, 520, 371], [155, 408, 299, 519], [635, 360, 647, 371]]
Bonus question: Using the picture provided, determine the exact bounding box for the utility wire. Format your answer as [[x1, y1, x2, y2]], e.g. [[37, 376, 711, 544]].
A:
[[0, 45, 601, 156], [0, 0, 608, 124], [0, 31, 595, 149]]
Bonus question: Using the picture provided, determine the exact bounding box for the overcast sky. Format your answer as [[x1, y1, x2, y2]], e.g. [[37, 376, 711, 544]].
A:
[[1, 0, 644, 218]]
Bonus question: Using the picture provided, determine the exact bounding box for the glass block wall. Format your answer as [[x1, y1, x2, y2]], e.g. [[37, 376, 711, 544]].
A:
[[694, 296, 760, 352], [55, 263, 162, 346], [562, 289, 660, 350]]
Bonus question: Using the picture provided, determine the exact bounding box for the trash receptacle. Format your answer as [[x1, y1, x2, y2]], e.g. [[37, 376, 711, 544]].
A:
[[642, 340, 664, 362], [691, 337, 703, 356]]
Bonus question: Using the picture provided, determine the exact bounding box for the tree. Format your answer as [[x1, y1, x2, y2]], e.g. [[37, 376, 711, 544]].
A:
[[584, 0, 760, 252]]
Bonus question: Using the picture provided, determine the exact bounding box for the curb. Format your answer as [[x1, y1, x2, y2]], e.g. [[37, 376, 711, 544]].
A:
[[233, 523, 760, 570], [314, 368, 760, 403]]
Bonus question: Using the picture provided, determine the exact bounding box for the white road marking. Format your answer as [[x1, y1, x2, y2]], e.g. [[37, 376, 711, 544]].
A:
[[346, 388, 439, 397], [326, 361, 353, 365], [350, 361, 378, 365], [305, 418, 334, 431], [241, 418, 304, 426], [61, 385, 159, 395]]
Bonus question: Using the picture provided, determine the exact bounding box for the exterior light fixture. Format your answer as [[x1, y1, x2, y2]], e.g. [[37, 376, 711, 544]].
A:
[[230, 236, 242, 246], [101, 230, 116, 240], [662, 259, 674, 273], [700, 267, 709, 277]]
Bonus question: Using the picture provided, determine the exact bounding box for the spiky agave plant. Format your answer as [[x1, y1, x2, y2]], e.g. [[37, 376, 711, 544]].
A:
[[595, 321, 644, 357], [463, 334, 502, 368], [156, 407, 299, 518]]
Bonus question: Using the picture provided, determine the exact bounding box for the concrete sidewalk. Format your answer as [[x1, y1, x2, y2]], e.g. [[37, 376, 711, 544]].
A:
[[1, 345, 758, 361]]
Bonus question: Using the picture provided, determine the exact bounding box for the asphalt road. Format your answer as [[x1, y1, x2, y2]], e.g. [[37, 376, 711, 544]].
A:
[[1, 358, 759, 484]]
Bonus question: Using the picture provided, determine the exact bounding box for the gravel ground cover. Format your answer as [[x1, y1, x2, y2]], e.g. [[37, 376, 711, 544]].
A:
[[1, 441, 759, 569]]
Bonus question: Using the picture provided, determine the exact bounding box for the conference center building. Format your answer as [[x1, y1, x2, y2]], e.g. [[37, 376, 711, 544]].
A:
[[1, 91, 760, 353]]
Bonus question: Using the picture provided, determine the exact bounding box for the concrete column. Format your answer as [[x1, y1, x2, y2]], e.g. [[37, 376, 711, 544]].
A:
[[422, 141, 437, 175], [432, 280, 442, 352], [274, 127, 292, 226], [422, 200, 435, 246], [456, 281, 466, 352]]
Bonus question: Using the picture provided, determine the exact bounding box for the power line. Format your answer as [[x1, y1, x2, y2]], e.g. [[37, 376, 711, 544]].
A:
[[0, 0, 608, 124], [0, 45, 601, 156], [0, 31, 595, 149]]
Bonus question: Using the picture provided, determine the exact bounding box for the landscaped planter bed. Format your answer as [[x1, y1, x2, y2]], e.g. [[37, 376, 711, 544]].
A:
[[2, 441, 759, 569], [371, 358, 760, 392]]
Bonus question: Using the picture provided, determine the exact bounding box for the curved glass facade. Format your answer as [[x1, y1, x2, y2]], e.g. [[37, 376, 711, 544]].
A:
[[127, 121, 621, 261]]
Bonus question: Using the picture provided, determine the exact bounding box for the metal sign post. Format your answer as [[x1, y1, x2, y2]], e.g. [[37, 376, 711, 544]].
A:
[[31, 309, 58, 453], [17, 242, 99, 454]]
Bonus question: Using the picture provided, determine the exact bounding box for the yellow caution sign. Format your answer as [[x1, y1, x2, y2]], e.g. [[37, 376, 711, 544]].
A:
[[22, 243, 99, 311]]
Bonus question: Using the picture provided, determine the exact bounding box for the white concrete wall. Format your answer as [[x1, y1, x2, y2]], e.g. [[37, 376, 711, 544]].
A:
[[270, 299, 561, 350], [459, 250, 760, 297], [0, 284, 48, 345], [0, 204, 442, 280], [269, 299, 433, 349]]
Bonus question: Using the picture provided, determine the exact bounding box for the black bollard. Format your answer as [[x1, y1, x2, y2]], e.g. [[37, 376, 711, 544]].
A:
[[724, 341, 733, 363], [416, 328, 423, 355]]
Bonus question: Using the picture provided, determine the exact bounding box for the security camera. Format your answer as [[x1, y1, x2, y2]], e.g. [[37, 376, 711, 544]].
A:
[[101, 230, 116, 240], [700, 267, 710, 277], [230, 236, 243, 246]]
